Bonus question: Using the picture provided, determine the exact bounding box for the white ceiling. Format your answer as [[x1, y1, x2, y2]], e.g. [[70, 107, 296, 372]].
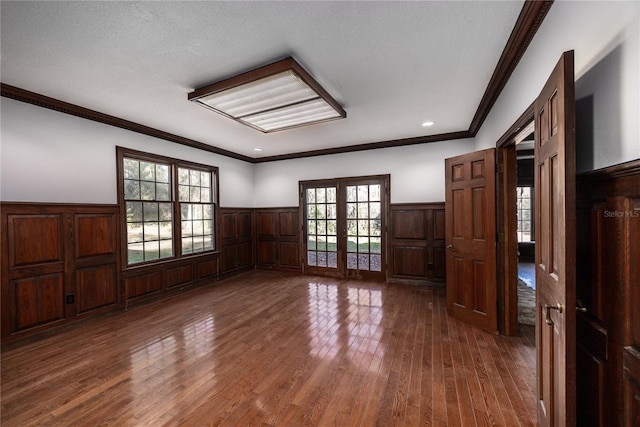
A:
[[1, 1, 524, 160]]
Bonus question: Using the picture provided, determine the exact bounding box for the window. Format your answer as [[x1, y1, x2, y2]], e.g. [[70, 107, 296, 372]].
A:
[[517, 186, 533, 242], [123, 158, 173, 263], [118, 148, 218, 266], [178, 167, 214, 255]]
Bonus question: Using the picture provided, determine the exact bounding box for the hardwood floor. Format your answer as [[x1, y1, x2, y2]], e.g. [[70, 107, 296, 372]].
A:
[[1, 270, 536, 426]]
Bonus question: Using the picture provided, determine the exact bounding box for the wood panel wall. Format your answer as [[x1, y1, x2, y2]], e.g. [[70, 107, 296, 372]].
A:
[[121, 252, 220, 305], [255, 208, 301, 272], [2, 201, 451, 345], [220, 208, 254, 274], [575, 160, 640, 427], [1, 204, 257, 345], [1, 203, 121, 344], [388, 203, 446, 284]]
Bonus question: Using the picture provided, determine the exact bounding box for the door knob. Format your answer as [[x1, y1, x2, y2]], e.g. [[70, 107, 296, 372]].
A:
[[544, 303, 563, 325], [577, 299, 587, 313], [446, 245, 455, 252]]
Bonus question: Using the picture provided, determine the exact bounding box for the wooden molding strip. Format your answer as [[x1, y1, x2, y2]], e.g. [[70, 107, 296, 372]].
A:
[[1, 1, 552, 163], [252, 131, 471, 163], [495, 103, 535, 148], [0, 83, 255, 163], [468, 0, 554, 136], [577, 158, 640, 182]]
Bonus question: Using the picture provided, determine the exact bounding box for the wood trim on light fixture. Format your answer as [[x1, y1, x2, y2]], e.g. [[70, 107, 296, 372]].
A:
[[188, 57, 346, 133]]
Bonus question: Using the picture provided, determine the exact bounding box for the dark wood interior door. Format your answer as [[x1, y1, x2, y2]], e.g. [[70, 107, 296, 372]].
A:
[[535, 50, 576, 427], [445, 148, 497, 332]]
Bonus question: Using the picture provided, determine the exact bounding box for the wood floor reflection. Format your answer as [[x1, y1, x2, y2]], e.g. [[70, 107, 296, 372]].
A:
[[1, 270, 536, 426]]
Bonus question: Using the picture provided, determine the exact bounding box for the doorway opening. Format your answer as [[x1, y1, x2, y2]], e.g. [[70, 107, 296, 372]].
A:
[[515, 133, 536, 328], [496, 109, 535, 336]]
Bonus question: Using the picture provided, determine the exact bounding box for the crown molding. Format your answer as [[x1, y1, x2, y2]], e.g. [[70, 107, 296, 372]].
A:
[[1, 1, 553, 163], [468, 0, 554, 136], [0, 83, 254, 163]]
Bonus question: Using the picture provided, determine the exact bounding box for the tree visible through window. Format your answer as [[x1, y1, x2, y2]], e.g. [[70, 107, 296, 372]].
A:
[[517, 186, 533, 242], [118, 148, 217, 266]]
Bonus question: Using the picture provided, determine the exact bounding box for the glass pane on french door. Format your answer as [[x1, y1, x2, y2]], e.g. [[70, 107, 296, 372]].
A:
[[346, 183, 382, 272], [306, 186, 338, 269]]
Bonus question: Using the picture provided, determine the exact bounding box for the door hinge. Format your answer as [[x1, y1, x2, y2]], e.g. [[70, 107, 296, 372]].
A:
[[497, 232, 505, 242], [497, 163, 504, 173]]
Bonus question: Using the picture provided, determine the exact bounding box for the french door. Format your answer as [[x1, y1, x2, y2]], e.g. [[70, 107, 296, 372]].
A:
[[300, 175, 389, 281]]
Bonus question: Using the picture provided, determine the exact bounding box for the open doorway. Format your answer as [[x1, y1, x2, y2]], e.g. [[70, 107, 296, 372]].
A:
[[515, 133, 535, 327], [496, 110, 535, 336]]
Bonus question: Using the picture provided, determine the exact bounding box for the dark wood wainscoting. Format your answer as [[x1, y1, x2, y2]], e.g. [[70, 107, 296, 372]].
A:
[[388, 203, 446, 284], [255, 208, 301, 272], [575, 159, 640, 427], [121, 251, 221, 308], [220, 208, 255, 275], [1, 203, 121, 345]]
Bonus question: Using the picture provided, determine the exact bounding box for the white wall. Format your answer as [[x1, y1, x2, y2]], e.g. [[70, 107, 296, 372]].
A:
[[1, 94, 474, 207], [7, 1, 635, 207], [253, 138, 475, 207], [0, 97, 254, 206], [475, 1, 639, 173]]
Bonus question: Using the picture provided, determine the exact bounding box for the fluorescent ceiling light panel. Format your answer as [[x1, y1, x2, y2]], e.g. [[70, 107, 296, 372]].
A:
[[188, 57, 346, 133]]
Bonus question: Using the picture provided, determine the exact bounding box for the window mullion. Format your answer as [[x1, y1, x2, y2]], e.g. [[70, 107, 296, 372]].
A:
[[173, 164, 182, 258]]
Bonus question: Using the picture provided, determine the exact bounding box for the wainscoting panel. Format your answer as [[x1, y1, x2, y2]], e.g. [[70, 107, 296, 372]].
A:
[[219, 208, 254, 274], [196, 257, 219, 280], [124, 270, 163, 299], [388, 203, 446, 284], [257, 241, 276, 265], [76, 265, 117, 313], [255, 208, 301, 272], [1, 203, 121, 343], [7, 214, 64, 270], [575, 160, 640, 427], [12, 273, 65, 331], [166, 264, 194, 289], [75, 213, 117, 260]]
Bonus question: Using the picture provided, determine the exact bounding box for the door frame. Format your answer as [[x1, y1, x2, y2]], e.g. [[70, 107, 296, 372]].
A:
[[495, 105, 535, 336], [299, 174, 390, 281]]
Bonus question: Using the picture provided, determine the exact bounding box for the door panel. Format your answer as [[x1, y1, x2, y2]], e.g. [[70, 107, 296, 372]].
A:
[[345, 182, 384, 279], [445, 148, 497, 332], [304, 185, 340, 277], [535, 51, 576, 427]]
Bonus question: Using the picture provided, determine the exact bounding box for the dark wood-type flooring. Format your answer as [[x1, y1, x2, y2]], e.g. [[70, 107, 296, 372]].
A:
[[1, 270, 536, 426]]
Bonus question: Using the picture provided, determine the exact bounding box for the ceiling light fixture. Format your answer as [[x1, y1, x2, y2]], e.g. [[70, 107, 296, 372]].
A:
[[188, 57, 346, 133], [422, 121, 435, 127]]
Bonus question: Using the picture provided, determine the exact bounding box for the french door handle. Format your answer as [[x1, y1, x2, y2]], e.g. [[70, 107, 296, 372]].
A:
[[544, 303, 563, 325], [446, 245, 455, 252]]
